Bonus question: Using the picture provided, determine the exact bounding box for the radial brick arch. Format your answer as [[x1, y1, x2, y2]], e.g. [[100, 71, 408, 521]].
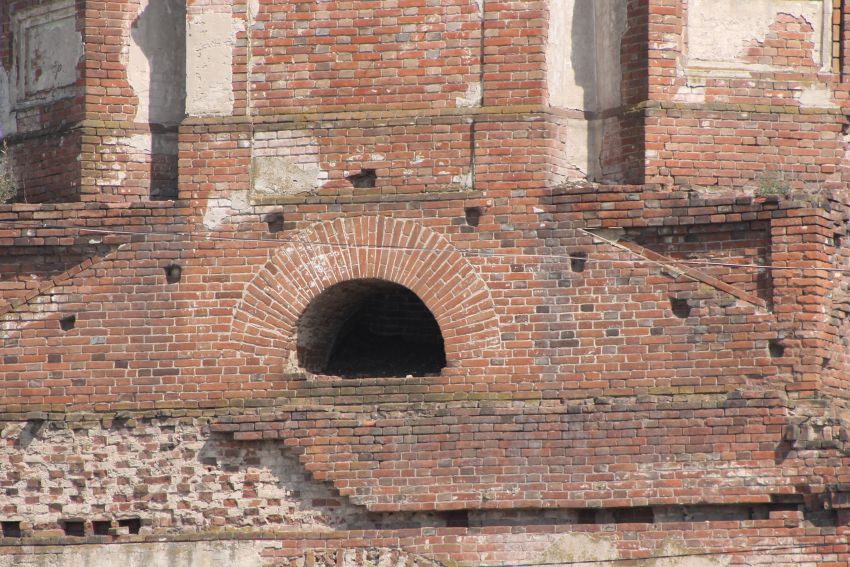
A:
[[231, 216, 502, 374]]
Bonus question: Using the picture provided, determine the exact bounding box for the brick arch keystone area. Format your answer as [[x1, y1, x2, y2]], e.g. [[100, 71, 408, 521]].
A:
[[230, 216, 502, 370]]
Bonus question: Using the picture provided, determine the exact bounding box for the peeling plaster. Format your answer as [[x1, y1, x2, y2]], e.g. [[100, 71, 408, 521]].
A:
[[452, 172, 473, 188], [540, 533, 618, 564], [686, 0, 829, 74], [650, 543, 730, 567], [251, 156, 324, 197], [672, 84, 707, 105], [119, 134, 153, 154], [546, 0, 626, 112], [202, 191, 251, 230], [474, 0, 484, 18], [10, 0, 83, 108], [128, 0, 186, 125], [456, 82, 482, 108], [0, 68, 16, 136], [0, 539, 263, 567], [563, 117, 592, 178], [186, 12, 236, 116], [798, 83, 837, 109]]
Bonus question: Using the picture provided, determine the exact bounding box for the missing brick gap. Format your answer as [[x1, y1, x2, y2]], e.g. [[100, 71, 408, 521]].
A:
[[464, 206, 482, 227], [264, 212, 284, 234], [164, 264, 182, 284], [769, 339, 785, 358], [576, 509, 597, 524], [347, 168, 377, 188], [1, 521, 21, 538], [442, 510, 470, 528], [570, 252, 588, 273], [612, 507, 655, 524], [670, 297, 691, 319], [59, 315, 76, 332], [118, 517, 141, 535], [92, 520, 112, 536], [61, 520, 85, 537]]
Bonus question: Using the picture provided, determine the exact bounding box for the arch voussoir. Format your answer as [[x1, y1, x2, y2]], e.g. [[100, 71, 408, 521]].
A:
[[231, 216, 502, 369]]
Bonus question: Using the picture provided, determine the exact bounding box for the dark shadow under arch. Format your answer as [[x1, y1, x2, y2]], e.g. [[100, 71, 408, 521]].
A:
[[297, 279, 446, 378]]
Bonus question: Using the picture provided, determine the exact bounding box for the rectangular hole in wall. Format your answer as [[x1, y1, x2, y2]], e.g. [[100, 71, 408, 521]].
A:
[[347, 169, 377, 188], [612, 507, 654, 524], [61, 520, 85, 537], [264, 212, 285, 234], [442, 510, 470, 528], [92, 520, 111, 536], [118, 517, 141, 535], [59, 314, 76, 331], [1, 521, 22, 538], [575, 509, 597, 524]]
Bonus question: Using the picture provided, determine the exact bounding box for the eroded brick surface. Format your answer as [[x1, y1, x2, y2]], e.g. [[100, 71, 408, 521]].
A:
[[4, 1, 850, 566]]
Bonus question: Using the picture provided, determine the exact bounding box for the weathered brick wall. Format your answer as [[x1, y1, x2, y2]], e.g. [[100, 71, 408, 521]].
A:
[[3, 129, 81, 203], [248, 0, 482, 113], [0, 418, 369, 535], [3, 1, 850, 565], [1, 188, 848, 536], [0, 0, 84, 203], [79, 0, 183, 201], [643, 0, 850, 191], [2, 512, 850, 566]]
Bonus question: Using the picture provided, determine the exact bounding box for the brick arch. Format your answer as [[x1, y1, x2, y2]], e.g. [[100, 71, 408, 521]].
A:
[[230, 216, 501, 371]]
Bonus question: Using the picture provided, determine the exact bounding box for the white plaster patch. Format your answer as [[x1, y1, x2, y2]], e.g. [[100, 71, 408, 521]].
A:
[[200, 204, 226, 231], [186, 12, 235, 116], [128, 0, 186, 124], [650, 543, 730, 567], [474, 0, 484, 18], [202, 191, 251, 229], [563, 117, 593, 177], [452, 172, 473, 188], [672, 84, 707, 104], [119, 134, 153, 154], [7, 541, 264, 567], [540, 533, 618, 564], [127, 0, 152, 123], [230, 190, 250, 212], [547, 0, 584, 110], [11, 0, 83, 107], [546, 0, 626, 112], [251, 156, 323, 196], [686, 0, 830, 75], [456, 82, 482, 108], [251, 130, 327, 198], [797, 83, 837, 108], [0, 67, 16, 136]]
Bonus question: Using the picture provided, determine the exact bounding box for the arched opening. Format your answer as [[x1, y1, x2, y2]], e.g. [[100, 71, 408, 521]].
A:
[[297, 279, 446, 378]]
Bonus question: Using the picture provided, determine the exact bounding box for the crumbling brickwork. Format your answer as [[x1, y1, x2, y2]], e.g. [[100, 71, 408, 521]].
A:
[[3, 1, 850, 566]]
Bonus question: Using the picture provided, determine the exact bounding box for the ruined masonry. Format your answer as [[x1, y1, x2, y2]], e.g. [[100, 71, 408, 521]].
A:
[[3, 0, 850, 566]]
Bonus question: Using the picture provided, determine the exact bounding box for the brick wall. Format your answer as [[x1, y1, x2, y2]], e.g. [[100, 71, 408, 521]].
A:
[[0, 0, 84, 203], [642, 0, 850, 191], [3, 1, 850, 565]]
